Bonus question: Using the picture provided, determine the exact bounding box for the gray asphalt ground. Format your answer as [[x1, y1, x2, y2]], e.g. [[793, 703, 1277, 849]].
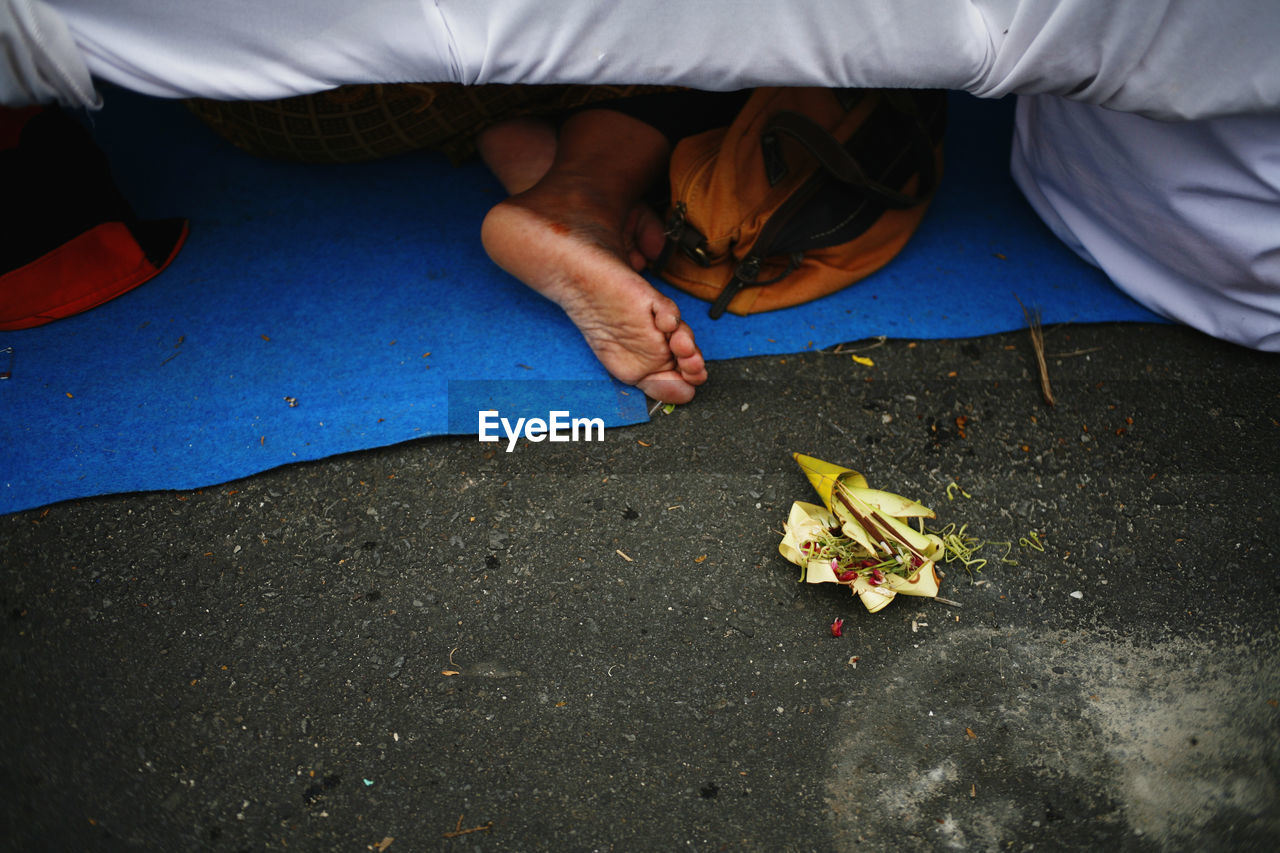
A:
[[2, 322, 1278, 852]]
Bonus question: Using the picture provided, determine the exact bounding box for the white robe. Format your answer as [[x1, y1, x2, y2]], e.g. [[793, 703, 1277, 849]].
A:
[[1013, 98, 1280, 351], [4, 0, 1279, 349], [5, 0, 1274, 120]]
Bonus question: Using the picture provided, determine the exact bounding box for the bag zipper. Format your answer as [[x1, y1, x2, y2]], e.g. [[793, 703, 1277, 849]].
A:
[[709, 257, 759, 318], [707, 168, 825, 318], [660, 141, 724, 269]]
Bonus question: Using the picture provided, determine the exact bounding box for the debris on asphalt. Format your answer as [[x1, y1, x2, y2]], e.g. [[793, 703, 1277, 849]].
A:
[[1017, 295, 1055, 406], [442, 814, 493, 838]]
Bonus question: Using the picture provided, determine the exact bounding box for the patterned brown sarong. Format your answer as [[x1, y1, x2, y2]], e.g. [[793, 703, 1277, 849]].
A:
[[186, 83, 677, 164]]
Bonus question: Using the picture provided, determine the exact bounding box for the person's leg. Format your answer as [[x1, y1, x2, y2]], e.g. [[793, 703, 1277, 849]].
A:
[[479, 108, 706, 403], [475, 116, 558, 195]]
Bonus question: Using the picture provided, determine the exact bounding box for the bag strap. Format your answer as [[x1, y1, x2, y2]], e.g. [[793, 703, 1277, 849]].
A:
[[761, 103, 938, 209]]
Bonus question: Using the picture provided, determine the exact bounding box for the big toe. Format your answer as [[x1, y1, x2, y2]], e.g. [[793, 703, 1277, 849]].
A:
[[638, 372, 697, 405]]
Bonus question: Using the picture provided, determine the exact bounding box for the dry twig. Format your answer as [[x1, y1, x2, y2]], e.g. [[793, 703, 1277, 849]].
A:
[[1016, 296, 1054, 406], [1046, 346, 1103, 359], [827, 335, 887, 355], [442, 815, 493, 838]]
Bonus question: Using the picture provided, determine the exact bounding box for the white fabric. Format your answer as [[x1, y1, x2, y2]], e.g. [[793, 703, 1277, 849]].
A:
[[45, 0, 451, 101], [26, 1, 1280, 119], [1012, 96, 1280, 352], [1, 0, 98, 106]]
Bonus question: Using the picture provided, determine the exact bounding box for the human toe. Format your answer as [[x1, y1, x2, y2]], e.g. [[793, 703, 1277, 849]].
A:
[[651, 297, 682, 335], [631, 204, 667, 263], [678, 353, 707, 385], [667, 325, 706, 384], [668, 322, 700, 358], [638, 372, 697, 405]]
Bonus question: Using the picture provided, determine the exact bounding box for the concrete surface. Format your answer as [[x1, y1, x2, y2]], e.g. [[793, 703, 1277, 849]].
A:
[[2, 322, 1278, 851]]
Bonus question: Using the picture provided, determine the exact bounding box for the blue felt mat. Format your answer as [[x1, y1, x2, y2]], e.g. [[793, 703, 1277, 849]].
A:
[[0, 90, 1163, 514]]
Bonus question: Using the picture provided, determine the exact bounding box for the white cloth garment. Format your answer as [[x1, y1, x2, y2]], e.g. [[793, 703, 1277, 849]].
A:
[[1012, 97, 1280, 351], [4, 1, 1278, 349], [12, 1, 1278, 119], [0, 0, 98, 106]]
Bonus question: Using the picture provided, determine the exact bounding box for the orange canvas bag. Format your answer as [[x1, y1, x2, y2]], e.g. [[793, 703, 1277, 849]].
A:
[[654, 88, 945, 318]]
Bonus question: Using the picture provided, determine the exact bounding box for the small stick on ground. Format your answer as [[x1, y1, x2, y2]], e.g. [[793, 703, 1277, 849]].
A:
[[828, 336, 887, 355], [442, 815, 493, 838], [1016, 296, 1054, 406]]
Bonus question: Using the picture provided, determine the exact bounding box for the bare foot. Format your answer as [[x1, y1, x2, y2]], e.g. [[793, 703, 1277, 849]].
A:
[[481, 179, 707, 403], [479, 109, 707, 403]]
